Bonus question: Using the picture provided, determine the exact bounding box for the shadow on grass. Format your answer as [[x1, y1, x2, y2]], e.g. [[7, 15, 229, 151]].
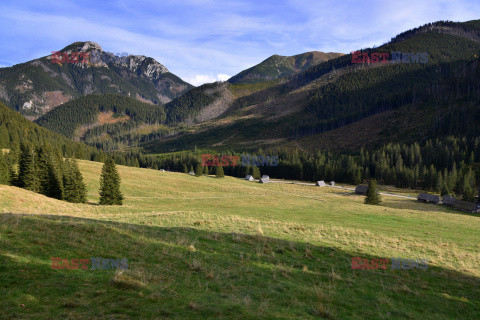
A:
[[378, 199, 480, 218], [1, 213, 479, 319]]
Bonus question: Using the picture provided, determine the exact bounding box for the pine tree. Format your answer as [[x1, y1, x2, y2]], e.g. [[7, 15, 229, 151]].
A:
[[195, 163, 203, 177], [99, 158, 123, 205], [63, 158, 87, 203], [461, 169, 476, 202], [435, 172, 444, 194], [365, 179, 381, 205], [204, 165, 209, 175], [17, 143, 40, 192], [252, 166, 261, 179], [182, 164, 188, 173], [0, 151, 10, 185], [215, 165, 224, 178]]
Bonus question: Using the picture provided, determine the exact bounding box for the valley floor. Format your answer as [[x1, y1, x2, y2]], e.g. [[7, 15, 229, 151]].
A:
[[1, 160, 479, 319]]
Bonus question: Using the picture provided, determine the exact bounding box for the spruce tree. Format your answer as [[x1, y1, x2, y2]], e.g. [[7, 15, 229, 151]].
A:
[[195, 163, 203, 177], [99, 158, 123, 205], [17, 143, 40, 192], [365, 179, 381, 205], [435, 172, 444, 194], [0, 151, 10, 185], [215, 165, 224, 178], [461, 170, 476, 202], [182, 164, 188, 173], [204, 165, 209, 175], [252, 166, 261, 179], [63, 158, 87, 203]]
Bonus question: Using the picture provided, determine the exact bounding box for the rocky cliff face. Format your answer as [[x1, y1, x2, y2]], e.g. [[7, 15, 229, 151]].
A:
[[0, 41, 192, 117]]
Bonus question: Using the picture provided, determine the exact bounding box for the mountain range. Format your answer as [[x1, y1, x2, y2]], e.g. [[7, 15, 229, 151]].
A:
[[1, 20, 480, 156], [0, 41, 192, 119]]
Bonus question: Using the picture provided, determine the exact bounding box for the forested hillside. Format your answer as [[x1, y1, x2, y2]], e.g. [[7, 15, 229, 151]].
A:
[[139, 19, 480, 153], [0, 101, 99, 159], [35, 94, 166, 138]]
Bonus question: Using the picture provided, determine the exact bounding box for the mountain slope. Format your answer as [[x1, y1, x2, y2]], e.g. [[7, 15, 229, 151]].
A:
[[34, 94, 167, 151], [228, 51, 343, 84], [0, 101, 99, 158], [0, 41, 192, 118], [140, 19, 480, 153]]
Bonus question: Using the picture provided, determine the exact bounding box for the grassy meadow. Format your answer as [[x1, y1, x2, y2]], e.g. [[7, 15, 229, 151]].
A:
[[0, 160, 479, 319]]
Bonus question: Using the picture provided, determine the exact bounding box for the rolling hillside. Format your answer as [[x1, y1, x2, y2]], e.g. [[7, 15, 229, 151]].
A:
[[1, 159, 479, 319]]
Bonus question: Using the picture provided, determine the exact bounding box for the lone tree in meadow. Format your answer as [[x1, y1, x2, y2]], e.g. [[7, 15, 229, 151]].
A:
[[63, 158, 87, 203], [99, 158, 123, 205], [364, 179, 381, 205], [215, 165, 224, 178]]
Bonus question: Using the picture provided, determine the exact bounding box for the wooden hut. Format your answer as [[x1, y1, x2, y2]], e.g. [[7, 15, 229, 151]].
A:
[[453, 199, 480, 213], [355, 185, 369, 195], [259, 176, 270, 184], [245, 175, 254, 181], [417, 193, 441, 204], [442, 195, 456, 207]]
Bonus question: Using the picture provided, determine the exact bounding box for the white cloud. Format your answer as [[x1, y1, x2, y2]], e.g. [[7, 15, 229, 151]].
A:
[[217, 74, 231, 81], [185, 74, 232, 86]]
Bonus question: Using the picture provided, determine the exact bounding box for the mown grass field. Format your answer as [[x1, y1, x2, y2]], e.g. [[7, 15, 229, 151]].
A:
[[1, 160, 479, 319]]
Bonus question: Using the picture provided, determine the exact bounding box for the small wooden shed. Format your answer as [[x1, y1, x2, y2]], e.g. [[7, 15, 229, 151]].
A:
[[453, 199, 480, 213], [355, 185, 369, 195], [245, 175, 254, 181], [442, 195, 456, 207], [259, 176, 270, 184], [417, 193, 441, 204]]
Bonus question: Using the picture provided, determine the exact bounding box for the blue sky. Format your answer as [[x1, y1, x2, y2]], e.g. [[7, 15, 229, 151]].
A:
[[0, 0, 479, 85]]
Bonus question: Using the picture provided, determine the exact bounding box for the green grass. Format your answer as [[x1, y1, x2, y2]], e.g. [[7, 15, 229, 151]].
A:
[[0, 160, 479, 319]]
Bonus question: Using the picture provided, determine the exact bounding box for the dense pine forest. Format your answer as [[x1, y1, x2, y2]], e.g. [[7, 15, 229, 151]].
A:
[[35, 94, 167, 138], [96, 135, 479, 201], [0, 143, 87, 203]]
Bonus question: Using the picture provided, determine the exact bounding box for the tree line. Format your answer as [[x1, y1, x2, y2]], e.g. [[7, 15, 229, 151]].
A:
[[0, 143, 123, 205], [107, 136, 479, 201]]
